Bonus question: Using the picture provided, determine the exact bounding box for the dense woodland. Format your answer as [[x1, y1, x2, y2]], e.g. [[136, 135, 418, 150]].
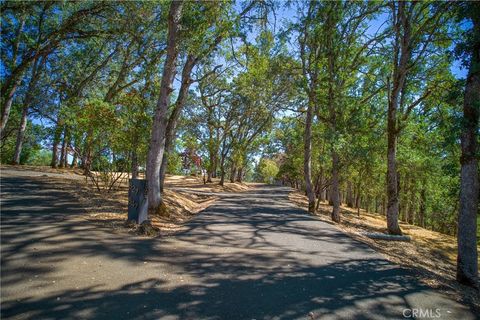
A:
[[1, 1, 478, 287]]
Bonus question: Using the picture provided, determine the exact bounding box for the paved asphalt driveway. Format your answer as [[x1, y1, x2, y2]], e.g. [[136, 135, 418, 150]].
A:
[[0, 172, 476, 319]]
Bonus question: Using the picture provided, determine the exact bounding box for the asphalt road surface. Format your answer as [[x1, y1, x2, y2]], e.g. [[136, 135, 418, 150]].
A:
[[0, 171, 476, 320]]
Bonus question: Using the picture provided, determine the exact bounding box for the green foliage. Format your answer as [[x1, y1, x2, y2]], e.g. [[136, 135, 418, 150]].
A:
[[256, 158, 279, 184], [0, 104, 47, 165], [0, 1, 471, 236], [26, 149, 52, 166]]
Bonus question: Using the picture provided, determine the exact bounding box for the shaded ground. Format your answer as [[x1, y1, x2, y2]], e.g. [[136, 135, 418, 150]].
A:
[[0, 172, 477, 319], [0, 166, 252, 233], [289, 191, 480, 312]]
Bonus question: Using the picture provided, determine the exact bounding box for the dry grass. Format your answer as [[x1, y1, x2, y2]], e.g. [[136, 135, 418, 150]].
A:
[[289, 190, 480, 312]]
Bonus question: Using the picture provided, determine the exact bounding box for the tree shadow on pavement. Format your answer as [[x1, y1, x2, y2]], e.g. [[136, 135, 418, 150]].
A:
[[0, 177, 476, 319]]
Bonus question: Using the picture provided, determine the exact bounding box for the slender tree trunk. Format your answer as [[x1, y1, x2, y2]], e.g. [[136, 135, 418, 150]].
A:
[[386, 123, 402, 234], [70, 136, 80, 168], [219, 154, 226, 186], [355, 182, 361, 216], [59, 127, 67, 168], [230, 165, 236, 183], [159, 148, 169, 192], [0, 17, 25, 138], [71, 153, 78, 168], [236, 167, 243, 183], [386, 1, 411, 235], [304, 100, 316, 212], [382, 196, 386, 216], [159, 55, 196, 191], [318, 175, 325, 201], [457, 11, 479, 287], [50, 120, 64, 168], [146, 0, 184, 215], [419, 183, 426, 227], [331, 151, 340, 222], [12, 105, 28, 165], [63, 127, 70, 168], [82, 127, 94, 175], [131, 149, 139, 179], [12, 58, 41, 164], [0, 80, 21, 139], [407, 179, 414, 224], [346, 181, 353, 207], [212, 158, 217, 178]]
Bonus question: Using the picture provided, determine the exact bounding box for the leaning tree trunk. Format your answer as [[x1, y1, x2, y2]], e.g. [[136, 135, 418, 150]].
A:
[[457, 10, 479, 288], [303, 100, 316, 213], [159, 55, 196, 192], [0, 79, 21, 139], [0, 17, 25, 138], [159, 148, 169, 192], [12, 57, 41, 164], [146, 0, 184, 216]]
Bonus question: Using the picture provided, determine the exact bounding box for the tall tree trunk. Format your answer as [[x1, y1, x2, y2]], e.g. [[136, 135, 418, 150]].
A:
[[82, 127, 93, 175], [382, 196, 386, 217], [331, 151, 340, 222], [50, 120, 63, 168], [212, 157, 217, 178], [419, 183, 426, 227], [12, 105, 28, 165], [159, 148, 169, 192], [59, 127, 67, 168], [70, 136, 80, 168], [0, 16, 25, 138], [0, 80, 21, 139], [345, 182, 353, 207], [407, 178, 414, 224], [63, 127, 70, 168], [236, 167, 243, 183], [13, 57, 42, 165], [146, 0, 184, 215], [131, 149, 139, 179], [386, 1, 411, 235], [159, 55, 196, 192], [229, 165, 236, 183], [457, 9, 479, 288], [219, 154, 226, 186], [319, 174, 325, 202], [355, 182, 361, 216], [386, 129, 401, 234], [71, 153, 78, 168], [304, 100, 316, 213]]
